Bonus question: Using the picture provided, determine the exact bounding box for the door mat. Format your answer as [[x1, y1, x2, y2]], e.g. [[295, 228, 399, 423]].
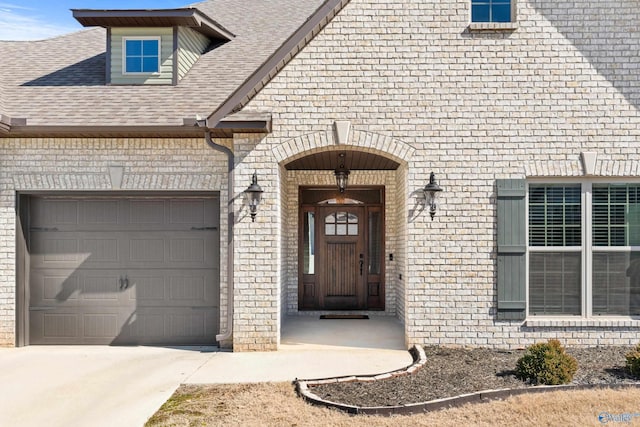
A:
[[319, 315, 369, 320]]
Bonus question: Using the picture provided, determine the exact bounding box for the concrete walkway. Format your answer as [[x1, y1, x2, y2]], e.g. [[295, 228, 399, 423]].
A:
[[189, 316, 411, 383], [0, 316, 409, 427]]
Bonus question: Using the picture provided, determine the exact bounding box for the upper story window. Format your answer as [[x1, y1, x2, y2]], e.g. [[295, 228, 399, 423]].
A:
[[471, 0, 512, 23], [123, 38, 160, 74]]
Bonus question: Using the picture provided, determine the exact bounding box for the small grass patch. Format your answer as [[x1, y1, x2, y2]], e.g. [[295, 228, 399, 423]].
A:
[[146, 383, 640, 427]]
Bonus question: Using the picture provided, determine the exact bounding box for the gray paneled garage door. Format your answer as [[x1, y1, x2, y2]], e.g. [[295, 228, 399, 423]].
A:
[[28, 196, 219, 345]]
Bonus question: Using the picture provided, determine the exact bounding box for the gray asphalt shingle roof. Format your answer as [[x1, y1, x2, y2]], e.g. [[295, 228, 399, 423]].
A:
[[0, 0, 325, 128]]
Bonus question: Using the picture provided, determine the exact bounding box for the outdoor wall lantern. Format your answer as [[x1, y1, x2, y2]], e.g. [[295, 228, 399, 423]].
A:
[[334, 152, 350, 193], [423, 172, 443, 221], [245, 172, 263, 222]]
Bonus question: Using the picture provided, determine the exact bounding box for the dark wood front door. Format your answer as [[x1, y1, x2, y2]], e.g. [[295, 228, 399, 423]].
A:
[[318, 207, 365, 309], [299, 188, 385, 311]]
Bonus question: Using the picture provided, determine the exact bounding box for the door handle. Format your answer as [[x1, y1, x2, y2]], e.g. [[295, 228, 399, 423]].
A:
[[119, 275, 130, 290], [123, 276, 129, 290], [359, 254, 364, 276], [119, 276, 125, 290]]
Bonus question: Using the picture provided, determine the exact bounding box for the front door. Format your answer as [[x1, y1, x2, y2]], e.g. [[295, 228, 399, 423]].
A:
[[318, 207, 365, 309], [299, 188, 385, 311]]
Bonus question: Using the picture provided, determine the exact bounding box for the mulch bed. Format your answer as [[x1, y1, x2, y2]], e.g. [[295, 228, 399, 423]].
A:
[[309, 346, 640, 407]]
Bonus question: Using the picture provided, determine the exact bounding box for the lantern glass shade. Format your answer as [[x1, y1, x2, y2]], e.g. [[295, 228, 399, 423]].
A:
[[423, 172, 443, 220], [245, 172, 263, 222], [334, 167, 350, 193]]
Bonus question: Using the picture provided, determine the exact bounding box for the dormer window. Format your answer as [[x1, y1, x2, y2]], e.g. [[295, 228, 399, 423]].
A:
[[124, 38, 160, 74], [72, 8, 234, 85]]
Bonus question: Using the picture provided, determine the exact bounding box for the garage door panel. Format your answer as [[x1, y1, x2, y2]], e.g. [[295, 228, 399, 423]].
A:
[[115, 307, 217, 345], [127, 232, 218, 269], [81, 274, 124, 301], [30, 303, 218, 345], [129, 237, 166, 263], [32, 312, 79, 341], [31, 307, 132, 345], [169, 199, 218, 226], [31, 199, 80, 228], [83, 313, 120, 339], [28, 196, 220, 346], [30, 237, 83, 267], [31, 269, 129, 307], [30, 270, 80, 305], [129, 269, 218, 307], [169, 238, 204, 263], [31, 231, 219, 269], [167, 232, 218, 268], [128, 200, 166, 226], [131, 275, 167, 302], [31, 232, 122, 269], [31, 268, 219, 308], [31, 198, 218, 231], [81, 200, 120, 226], [82, 237, 120, 264]]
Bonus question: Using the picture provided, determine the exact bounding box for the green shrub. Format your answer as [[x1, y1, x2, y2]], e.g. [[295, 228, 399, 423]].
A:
[[515, 339, 578, 385], [625, 344, 640, 378]]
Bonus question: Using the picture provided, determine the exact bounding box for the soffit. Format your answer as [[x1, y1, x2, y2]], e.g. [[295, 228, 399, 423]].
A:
[[284, 150, 400, 171], [72, 8, 234, 40]]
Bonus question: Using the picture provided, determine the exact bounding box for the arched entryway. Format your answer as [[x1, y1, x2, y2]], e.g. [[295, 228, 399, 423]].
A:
[[272, 125, 414, 348]]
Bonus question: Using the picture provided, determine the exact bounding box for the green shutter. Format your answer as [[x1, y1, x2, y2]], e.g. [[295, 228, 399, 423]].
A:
[[496, 179, 526, 320]]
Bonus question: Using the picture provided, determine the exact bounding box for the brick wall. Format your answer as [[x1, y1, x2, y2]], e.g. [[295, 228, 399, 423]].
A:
[[231, 133, 281, 351], [239, 0, 640, 348]]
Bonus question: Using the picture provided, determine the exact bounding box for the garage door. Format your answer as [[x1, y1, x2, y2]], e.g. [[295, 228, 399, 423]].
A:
[[28, 196, 220, 345]]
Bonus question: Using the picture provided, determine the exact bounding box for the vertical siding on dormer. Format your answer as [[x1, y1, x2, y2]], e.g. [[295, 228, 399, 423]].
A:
[[110, 28, 174, 85], [177, 27, 210, 81]]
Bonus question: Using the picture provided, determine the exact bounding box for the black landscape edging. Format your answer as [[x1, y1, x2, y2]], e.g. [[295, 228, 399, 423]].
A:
[[295, 345, 640, 416]]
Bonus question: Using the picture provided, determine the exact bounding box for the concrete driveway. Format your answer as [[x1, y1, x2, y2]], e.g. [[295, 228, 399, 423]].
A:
[[0, 318, 411, 426], [0, 346, 215, 427]]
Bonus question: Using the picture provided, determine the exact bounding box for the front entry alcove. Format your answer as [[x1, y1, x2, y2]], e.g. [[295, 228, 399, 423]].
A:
[[298, 187, 385, 311]]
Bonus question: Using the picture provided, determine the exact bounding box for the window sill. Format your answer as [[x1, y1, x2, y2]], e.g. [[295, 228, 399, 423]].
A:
[[468, 22, 519, 31], [525, 318, 640, 328]]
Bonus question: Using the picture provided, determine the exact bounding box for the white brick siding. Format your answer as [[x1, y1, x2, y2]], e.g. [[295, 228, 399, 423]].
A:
[[237, 0, 640, 349]]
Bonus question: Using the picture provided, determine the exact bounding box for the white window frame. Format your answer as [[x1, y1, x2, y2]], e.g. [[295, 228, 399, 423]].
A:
[[526, 178, 640, 320], [122, 36, 162, 75]]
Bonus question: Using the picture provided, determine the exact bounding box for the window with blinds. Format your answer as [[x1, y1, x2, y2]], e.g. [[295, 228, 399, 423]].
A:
[[593, 184, 640, 247], [527, 182, 640, 318], [528, 184, 582, 315], [592, 184, 640, 316], [529, 185, 581, 247]]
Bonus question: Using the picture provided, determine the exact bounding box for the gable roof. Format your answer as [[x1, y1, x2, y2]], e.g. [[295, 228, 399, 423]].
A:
[[0, 0, 347, 137]]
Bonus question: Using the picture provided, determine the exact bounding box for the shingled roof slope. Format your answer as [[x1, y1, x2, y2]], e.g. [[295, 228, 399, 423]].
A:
[[0, 0, 325, 129]]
